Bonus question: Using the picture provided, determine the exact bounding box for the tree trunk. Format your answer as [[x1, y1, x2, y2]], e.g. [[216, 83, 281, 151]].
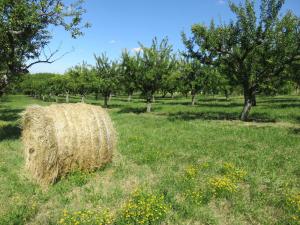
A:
[[0, 85, 6, 98], [42, 95, 45, 101], [104, 95, 108, 108], [55, 95, 58, 103], [240, 99, 252, 121], [152, 95, 155, 103], [146, 99, 152, 113], [225, 90, 229, 101], [171, 92, 174, 99], [240, 82, 254, 121], [127, 93, 132, 102], [81, 95, 85, 103], [108, 93, 112, 102], [251, 94, 257, 106], [191, 93, 196, 106], [66, 92, 69, 103]]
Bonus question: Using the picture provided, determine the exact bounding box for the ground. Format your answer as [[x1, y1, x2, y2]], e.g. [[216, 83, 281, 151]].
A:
[[0, 94, 299, 225]]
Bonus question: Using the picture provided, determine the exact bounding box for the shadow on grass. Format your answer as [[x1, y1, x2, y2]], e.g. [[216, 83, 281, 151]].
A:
[[117, 106, 146, 114], [259, 98, 300, 103], [117, 106, 163, 114], [166, 111, 276, 123], [0, 123, 21, 140], [269, 103, 300, 109], [163, 101, 241, 108], [90, 102, 123, 109], [295, 116, 300, 124], [290, 128, 300, 135], [0, 108, 23, 121]]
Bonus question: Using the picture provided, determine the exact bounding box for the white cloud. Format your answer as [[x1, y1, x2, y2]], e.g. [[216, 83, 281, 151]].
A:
[[131, 47, 142, 53], [109, 40, 116, 44], [217, 0, 225, 5]]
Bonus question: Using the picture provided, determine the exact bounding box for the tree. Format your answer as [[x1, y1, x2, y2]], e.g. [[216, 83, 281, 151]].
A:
[[48, 75, 62, 102], [60, 75, 73, 103], [120, 50, 140, 101], [0, 0, 89, 96], [67, 62, 94, 102], [179, 58, 202, 105], [19, 73, 56, 100], [161, 59, 181, 98], [137, 37, 174, 112], [182, 0, 300, 120], [94, 54, 120, 107], [290, 60, 300, 93], [179, 58, 222, 105]]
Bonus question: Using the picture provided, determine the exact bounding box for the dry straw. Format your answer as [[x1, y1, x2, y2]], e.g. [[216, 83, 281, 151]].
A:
[[21, 103, 116, 185]]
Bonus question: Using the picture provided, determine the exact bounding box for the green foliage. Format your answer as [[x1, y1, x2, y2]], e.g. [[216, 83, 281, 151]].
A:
[[182, 0, 300, 120], [94, 53, 120, 107], [0, 0, 89, 94], [66, 62, 95, 100], [20, 73, 57, 97], [137, 37, 174, 111], [160, 58, 181, 97], [120, 50, 140, 98]]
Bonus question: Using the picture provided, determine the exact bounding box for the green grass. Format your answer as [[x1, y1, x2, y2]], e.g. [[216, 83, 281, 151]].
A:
[[0, 94, 299, 224]]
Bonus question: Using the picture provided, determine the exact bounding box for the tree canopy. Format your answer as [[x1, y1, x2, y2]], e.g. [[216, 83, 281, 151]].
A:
[[0, 0, 89, 95], [182, 0, 300, 120]]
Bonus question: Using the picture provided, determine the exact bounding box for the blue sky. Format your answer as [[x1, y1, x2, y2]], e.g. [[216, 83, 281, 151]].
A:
[[29, 0, 300, 74]]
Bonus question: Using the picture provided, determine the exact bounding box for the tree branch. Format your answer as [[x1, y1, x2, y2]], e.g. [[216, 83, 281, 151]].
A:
[[26, 44, 74, 69]]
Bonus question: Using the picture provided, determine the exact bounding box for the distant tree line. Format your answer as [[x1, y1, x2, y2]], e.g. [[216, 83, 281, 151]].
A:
[[1, 0, 300, 121]]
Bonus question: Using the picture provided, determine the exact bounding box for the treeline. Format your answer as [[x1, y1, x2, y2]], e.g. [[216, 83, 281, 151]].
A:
[[11, 0, 300, 120]]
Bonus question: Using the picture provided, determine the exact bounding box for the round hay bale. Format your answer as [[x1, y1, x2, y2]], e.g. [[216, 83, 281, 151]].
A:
[[21, 103, 116, 185]]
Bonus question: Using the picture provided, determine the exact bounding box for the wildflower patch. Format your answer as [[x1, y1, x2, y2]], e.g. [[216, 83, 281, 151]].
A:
[[58, 209, 113, 225], [286, 192, 300, 224], [183, 189, 204, 206], [117, 190, 169, 225], [221, 162, 247, 182], [208, 176, 237, 197]]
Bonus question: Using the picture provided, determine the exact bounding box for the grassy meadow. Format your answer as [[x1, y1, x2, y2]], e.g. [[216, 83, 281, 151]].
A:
[[0, 94, 300, 225]]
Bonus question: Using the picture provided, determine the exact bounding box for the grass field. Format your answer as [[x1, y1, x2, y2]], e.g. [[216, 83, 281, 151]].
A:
[[0, 94, 299, 225]]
